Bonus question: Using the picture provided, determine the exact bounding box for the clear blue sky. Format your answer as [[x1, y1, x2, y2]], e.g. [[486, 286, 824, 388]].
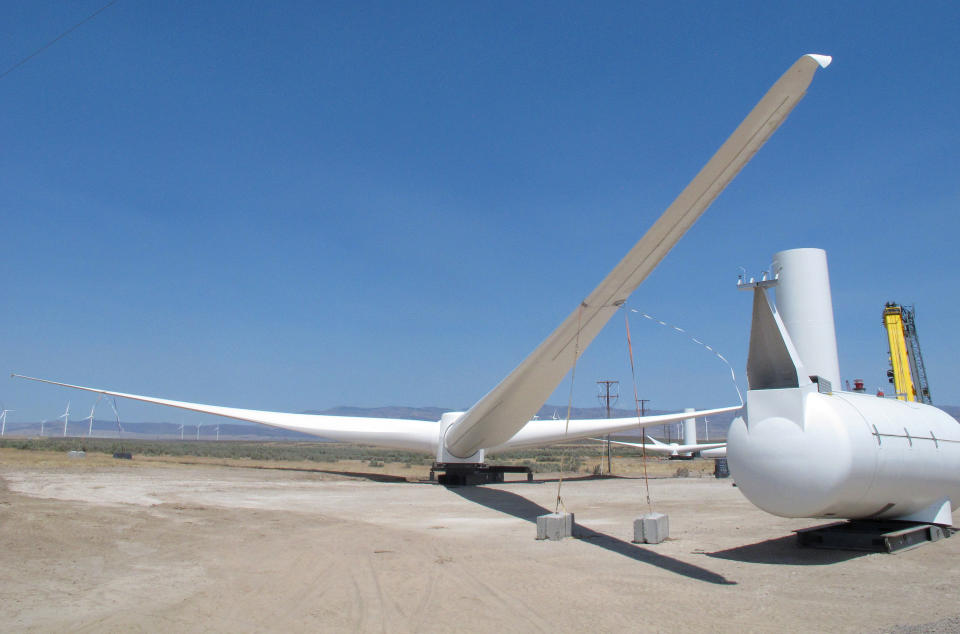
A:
[[2, 1, 958, 425]]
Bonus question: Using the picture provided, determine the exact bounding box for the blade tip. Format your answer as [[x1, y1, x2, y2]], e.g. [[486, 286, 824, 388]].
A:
[[804, 53, 832, 69]]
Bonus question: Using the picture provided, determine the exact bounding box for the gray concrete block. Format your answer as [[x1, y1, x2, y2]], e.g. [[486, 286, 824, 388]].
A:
[[536, 512, 575, 541], [633, 512, 669, 544]]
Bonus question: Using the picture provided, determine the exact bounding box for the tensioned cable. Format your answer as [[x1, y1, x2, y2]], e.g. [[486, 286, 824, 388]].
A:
[[624, 308, 652, 510], [554, 302, 585, 514], [0, 0, 121, 81], [629, 309, 744, 407]]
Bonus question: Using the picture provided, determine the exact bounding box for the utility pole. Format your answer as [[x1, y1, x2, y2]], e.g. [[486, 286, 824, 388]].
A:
[[636, 398, 652, 444], [597, 380, 619, 475]]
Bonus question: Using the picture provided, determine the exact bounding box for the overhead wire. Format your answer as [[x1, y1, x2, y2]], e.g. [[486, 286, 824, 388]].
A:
[[0, 0, 121, 82], [629, 309, 744, 407]]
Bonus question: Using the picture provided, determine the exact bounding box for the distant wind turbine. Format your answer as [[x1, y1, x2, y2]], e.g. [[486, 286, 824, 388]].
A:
[[40, 419, 46, 437], [178, 423, 184, 440], [216, 423, 220, 441], [196, 423, 201, 441], [87, 394, 103, 437], [60, 401, 70, 437], [0, 409, 13, 436]]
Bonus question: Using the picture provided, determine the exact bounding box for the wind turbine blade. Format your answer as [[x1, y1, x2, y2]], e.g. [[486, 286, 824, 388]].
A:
[[587, 437, 676, 455], [492, 404, 740, 451], [444, 54, 831, 458], [12, 374, 439, 452]]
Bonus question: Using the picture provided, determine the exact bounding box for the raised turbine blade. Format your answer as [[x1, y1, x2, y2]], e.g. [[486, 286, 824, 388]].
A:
[[444, 54, 831, 458]]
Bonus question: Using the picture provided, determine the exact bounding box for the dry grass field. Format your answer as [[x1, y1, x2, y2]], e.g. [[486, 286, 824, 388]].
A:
[[0, 437, 718, 480]]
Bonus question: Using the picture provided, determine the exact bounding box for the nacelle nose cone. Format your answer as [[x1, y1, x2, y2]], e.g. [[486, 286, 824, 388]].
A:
[[728, 410, 852, 517]]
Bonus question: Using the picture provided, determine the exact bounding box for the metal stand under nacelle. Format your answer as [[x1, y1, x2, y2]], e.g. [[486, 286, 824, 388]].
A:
[[796, 520, 955, 553], [429, 463, 534, 486], [431, 413, 534, 485]]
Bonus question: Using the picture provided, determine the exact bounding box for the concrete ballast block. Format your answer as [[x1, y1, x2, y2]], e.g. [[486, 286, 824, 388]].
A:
[[633, 512, 669, 544], [537, 512, 575, 540]]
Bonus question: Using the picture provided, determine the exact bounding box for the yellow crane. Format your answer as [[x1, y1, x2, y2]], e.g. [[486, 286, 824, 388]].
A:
[[882, 303, 932, 403]]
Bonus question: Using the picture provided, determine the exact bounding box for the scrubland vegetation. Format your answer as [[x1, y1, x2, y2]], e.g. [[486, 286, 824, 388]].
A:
[[0, 437, 717, 477]]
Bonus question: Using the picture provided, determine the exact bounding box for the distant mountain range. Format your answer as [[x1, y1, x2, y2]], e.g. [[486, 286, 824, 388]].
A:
[[309, 403, 727, 422], [0, 404, 738, 442], [938, 405, 960, 419], [305, 404, 739, 441], [2, 420, 320, 441], [4, 403, 958, 443], [303, 405, 450, 421]]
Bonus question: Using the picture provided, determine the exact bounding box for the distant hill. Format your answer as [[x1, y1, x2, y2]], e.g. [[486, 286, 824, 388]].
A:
[[308, 403, 732, 422], [304, 406, 449, 421], [4, 403, 956, 443], [3, 420, 320, 442], [937, 405, 960, 420]]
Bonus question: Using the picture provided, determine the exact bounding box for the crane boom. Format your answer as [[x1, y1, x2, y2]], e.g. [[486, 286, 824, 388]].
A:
[[882, 302, 932, 404]]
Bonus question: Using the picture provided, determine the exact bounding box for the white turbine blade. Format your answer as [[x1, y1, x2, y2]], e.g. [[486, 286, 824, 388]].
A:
[[591, 438, 676, 456], [605, 438, 727, 453], [586, 436, 682, 457], [444, 54, 830, 458], [489, 404, 740, 452], [679, 442, 726, 452], [700, 446, 726, 458], [12, 374, 439, 452]]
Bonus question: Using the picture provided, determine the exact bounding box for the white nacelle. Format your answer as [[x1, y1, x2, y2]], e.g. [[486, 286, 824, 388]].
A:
[[437, 412, 484, 464], [730, 248, 960, 525], [729, 386, 960, 524]]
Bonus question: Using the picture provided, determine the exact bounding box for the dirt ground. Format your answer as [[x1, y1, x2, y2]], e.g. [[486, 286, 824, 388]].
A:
[[1, 449, 958, 633]]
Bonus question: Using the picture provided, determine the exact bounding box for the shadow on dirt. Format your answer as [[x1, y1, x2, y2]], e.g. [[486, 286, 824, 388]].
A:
[[706, 534, 868, 565], [449, 485, 737, 585]]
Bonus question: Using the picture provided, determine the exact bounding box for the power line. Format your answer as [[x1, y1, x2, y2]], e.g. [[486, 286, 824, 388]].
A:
[[0, 0, 121, 82]]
